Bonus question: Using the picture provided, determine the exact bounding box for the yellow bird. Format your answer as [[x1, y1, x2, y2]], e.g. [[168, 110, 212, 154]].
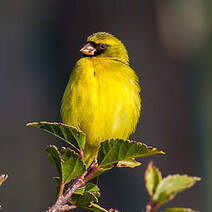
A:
[[61, 32, 141, 166]]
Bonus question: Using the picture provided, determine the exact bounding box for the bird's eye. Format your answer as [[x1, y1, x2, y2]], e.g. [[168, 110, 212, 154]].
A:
[[99, 44, 107, 50]]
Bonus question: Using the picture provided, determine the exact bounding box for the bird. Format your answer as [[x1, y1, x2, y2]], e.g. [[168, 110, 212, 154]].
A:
[[61, 32, 141, 166]]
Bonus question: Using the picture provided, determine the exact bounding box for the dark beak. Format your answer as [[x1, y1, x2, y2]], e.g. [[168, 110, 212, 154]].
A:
[[80, 43, 96, 55]]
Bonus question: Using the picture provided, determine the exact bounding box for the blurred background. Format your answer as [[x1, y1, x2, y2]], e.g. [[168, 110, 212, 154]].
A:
[[0, 0, 211, 211]]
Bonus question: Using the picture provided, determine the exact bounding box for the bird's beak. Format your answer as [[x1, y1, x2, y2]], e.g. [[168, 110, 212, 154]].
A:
[[80, 43, 96, 55]]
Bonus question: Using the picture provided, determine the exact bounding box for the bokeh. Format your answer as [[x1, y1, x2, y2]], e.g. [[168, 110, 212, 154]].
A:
[[0, 1, 211, 211]]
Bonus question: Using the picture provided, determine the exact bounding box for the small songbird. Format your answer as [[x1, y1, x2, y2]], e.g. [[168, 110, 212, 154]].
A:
[[61, 32, 141, 166]]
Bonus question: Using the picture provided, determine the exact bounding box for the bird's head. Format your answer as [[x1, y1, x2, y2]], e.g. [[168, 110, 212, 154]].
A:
[[80, 32, 129, 64]]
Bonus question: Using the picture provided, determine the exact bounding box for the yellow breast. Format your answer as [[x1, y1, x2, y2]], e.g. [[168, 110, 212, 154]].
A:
[[61, 57, 141, 148]]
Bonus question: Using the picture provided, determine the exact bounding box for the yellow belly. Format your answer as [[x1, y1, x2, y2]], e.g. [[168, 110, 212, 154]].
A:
[[61, 57, 141, 150]]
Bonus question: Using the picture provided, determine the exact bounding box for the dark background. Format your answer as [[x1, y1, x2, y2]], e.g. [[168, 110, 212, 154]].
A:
[[0, 1, 211, 211]]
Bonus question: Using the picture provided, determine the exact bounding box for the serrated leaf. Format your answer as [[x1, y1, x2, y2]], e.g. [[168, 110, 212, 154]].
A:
[[145, 162, 162, 196], [71, 183, 101, 209], [46, 145, 62, 178], [77, 192, 98, 207], [97, 139, 164, 167], [86, 203, 108, 212], [153, 175, 200, 204], [74, 183, 100, 195], [53, 177, 61, 199], [27, 122, 86, 151], [117, 158, 141, 168], [61, 148, 86, 184], [163, 208, 198, 212], [47, 146, 86, 184], [71, 194, 107, 212], [71, 192, 98, 207], [85, 183, 100, 193]]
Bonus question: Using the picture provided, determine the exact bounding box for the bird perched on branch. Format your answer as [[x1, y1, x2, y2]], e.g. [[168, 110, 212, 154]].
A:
[[61, 32, 141, 166]]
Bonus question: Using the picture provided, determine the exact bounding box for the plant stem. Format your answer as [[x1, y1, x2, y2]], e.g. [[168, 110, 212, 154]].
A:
[[145, 199, 160, 212], [57, 183, 65, 200], [80, 150, 84, 160], [47, 161, 99, 212]]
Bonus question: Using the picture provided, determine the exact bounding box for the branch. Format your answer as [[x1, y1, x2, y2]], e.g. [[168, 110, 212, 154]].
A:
[[47, 160, 99, 212], [60, 205, 76, 211]]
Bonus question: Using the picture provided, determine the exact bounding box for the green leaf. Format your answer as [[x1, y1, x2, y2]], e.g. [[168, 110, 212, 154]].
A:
[[46, 145, 62, 178], [71, 183, 102, 210], [117, 158, 141, 168], [74, 183, 100, 195], [163, 208, 198, 212], [71, 193, 107, 212], [97, 139, 164, 167], [53, 177, 61, 199], [71, 192, 98, 207], [153, 175, 200, 204], [27, 122, 86, 151], [46, 146, 86, 184], [72, 192, 98, 207], [61, 148, 86, 184], [145, 162, 162, 196]]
